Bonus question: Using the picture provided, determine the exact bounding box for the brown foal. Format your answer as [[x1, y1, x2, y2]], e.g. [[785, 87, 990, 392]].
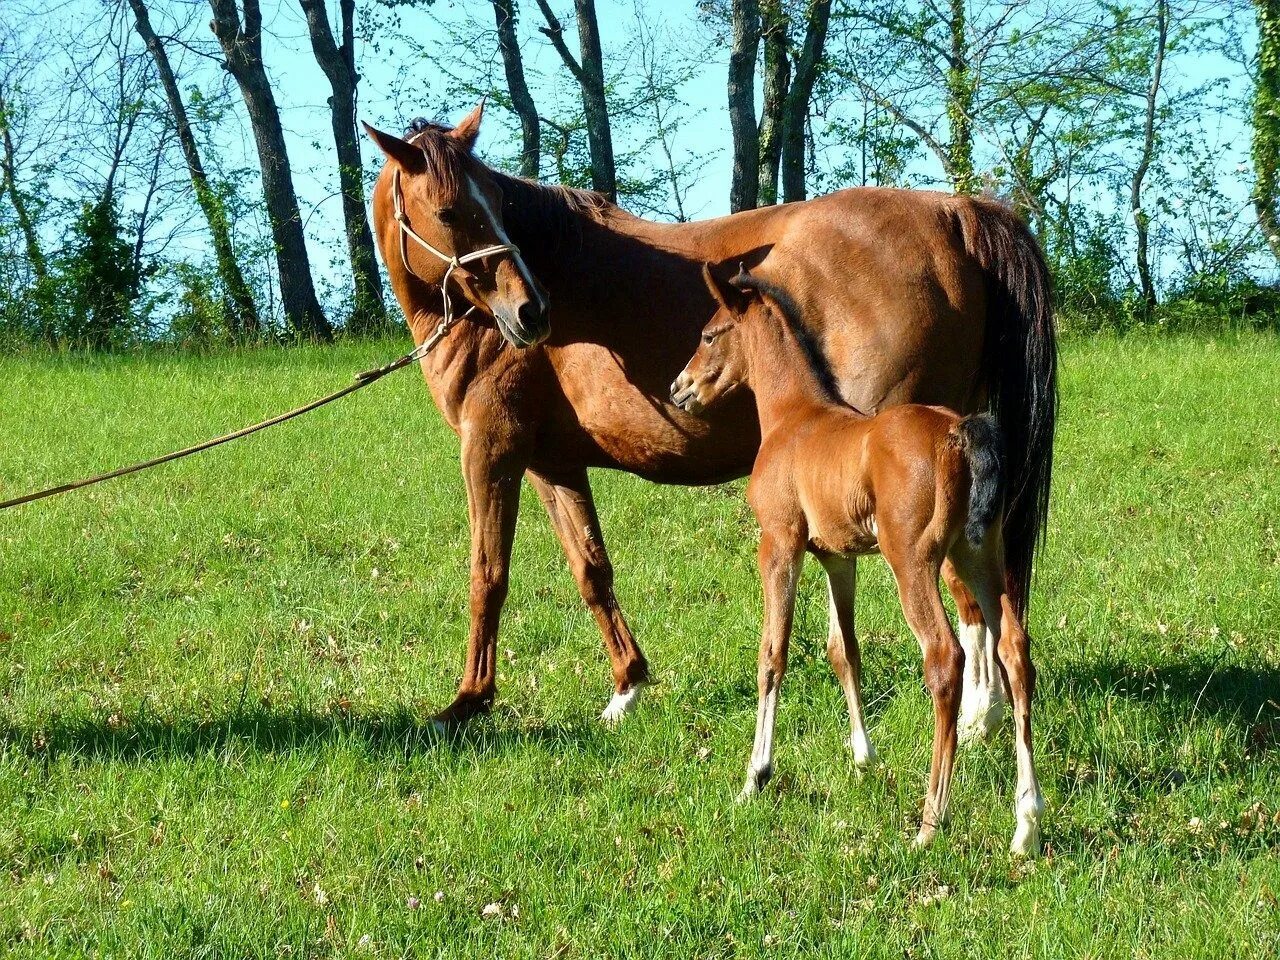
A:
[[671, 265, 1043, 856]]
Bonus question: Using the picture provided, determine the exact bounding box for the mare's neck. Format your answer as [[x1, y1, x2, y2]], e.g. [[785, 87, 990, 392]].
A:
[[744, 316, 840, 432]]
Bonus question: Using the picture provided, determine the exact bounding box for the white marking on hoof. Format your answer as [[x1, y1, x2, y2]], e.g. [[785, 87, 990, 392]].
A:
[[958, 694, 1005, 745], [912, 825, 938, 849], [848, 731, 877, 769], [1011, 789, 1044, 858], [600, 685, 642, 726], [737, 763, 771, 802]]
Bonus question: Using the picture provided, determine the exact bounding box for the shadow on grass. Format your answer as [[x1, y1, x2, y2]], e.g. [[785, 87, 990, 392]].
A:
[[1053, 652, 1280, 744], [0, 704, 610, 764]]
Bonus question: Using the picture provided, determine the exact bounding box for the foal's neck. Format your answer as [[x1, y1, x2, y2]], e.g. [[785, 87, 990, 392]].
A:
[[744, 315, 841, 432]]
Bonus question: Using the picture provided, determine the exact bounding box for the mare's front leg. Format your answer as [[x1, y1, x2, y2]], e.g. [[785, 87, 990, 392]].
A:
[[527, 467, 650, 725], [739, 525, 805, 801], [434, 423, 530, 728]]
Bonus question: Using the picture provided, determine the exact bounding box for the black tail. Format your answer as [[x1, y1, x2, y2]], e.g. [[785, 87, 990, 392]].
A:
[[956, 199, 1058, 619], [953, 413, 1004, 546]]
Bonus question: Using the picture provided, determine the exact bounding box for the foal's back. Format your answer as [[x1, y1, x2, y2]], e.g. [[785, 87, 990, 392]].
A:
[[750, 403, 969, 559]]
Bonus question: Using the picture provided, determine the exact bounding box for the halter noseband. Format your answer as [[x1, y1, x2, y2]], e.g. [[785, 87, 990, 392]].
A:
[[390, 166, 520, 331]]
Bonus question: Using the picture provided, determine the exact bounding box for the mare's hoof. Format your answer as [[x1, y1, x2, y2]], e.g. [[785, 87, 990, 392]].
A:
[[600, 684, 644, 727]]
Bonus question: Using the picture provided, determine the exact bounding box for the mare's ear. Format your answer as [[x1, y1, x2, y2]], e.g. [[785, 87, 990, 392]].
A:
[[450, 100, 485, 152], [362, 122, 423, 169], [701, 261, 751, 314]]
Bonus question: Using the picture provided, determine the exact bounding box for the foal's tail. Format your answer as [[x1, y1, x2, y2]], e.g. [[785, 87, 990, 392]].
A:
[[955, 198, 1058, 619], [951, 413, 1004, 547]]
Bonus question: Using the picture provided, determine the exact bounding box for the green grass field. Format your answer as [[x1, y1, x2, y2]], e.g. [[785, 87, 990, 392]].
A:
[[1, 335, 1277, 958]]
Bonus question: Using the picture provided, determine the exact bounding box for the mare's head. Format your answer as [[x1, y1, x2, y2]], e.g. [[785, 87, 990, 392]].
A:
[[363, 103, 550, 347], [670, 262, 773, 415]]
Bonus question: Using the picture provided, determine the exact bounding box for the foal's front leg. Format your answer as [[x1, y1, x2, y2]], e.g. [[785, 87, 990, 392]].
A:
[[739, 527, 805, 801]]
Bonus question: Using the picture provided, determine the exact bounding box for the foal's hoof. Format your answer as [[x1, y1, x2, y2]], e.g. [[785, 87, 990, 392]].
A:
[[848, 732, 878, 770], [912, 825, 938, 849], [600, 684, 644, 727], [737, 763, 772, 803], [1010, 821, 1042, 858]]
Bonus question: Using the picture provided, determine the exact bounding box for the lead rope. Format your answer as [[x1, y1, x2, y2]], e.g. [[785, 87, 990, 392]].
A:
[[0, 173, 523, 512]]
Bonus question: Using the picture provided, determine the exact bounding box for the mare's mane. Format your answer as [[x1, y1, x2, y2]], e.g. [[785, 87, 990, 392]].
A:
[[730, 272, 844, 406], [405, 119, 611, 252]]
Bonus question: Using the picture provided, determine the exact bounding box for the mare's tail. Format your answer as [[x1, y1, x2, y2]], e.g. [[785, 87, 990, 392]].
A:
[[954, 198, 1058, 618]]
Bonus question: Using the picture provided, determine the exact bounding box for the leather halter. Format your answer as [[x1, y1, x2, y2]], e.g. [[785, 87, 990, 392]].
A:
[[390, 165, 520, 330]]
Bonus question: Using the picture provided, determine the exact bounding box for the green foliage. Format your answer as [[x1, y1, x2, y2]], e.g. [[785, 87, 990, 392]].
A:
[[49, 194, 148, 349]]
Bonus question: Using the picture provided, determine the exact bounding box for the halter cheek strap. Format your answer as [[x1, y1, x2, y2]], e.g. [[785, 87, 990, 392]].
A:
[[391, 167, 520, 340]]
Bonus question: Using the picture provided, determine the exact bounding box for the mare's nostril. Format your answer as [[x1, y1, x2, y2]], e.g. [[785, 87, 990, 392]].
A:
[[517, 300, 544, 331]]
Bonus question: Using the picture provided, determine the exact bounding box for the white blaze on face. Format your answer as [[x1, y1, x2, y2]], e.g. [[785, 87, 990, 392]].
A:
[[465, 173, 544, 312]]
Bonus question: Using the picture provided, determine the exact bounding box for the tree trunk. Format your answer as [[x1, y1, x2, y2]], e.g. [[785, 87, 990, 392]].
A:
[[1253, 0, 1280, 263], [0, 93, 48, 284], [299, 0, 386, 334], [535, 0, 616, 201], [129, 0, 260, 337], [210, 0, 332, 340], [727, 0, 761, 212], [945, 0, 977, 195], [491, 0, 540, 179], [1131, 0, 1167, 311], [757, 0, 789, 206], [779, 0, 830, 203]]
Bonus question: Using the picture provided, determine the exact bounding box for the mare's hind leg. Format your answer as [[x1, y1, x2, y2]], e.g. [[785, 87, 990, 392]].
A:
[[943, 561, 1007, 745], [527, 468, 650, 725], [817, 555, 876, 767], [882, 546, 964, 848], [951, 543, 1044, 857]]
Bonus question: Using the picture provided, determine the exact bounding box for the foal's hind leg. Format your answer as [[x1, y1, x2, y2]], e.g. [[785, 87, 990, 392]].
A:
[[527, 468, 650, 725], [883, 548, 964, 848], [817, 555, 876, 767], [953, 546, 1044, 857], [943, 562, 1006, 745]]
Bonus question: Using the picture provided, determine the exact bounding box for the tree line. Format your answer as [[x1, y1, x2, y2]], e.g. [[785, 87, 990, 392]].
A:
[[1, 0, 1277, 349]]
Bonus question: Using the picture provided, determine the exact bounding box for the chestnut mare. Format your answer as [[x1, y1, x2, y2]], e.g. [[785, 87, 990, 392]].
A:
[[671, 265, 1042, 855], [363, 104, 1056, 732]]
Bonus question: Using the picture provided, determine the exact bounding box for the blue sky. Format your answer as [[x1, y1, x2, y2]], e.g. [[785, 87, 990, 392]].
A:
[[12, 0, 1267, 309]]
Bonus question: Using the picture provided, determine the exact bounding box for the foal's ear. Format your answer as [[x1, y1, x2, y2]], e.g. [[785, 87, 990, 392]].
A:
[[701, 262, 751, 314], [362, 122, 423, 170], [450, 99, 486, 152]]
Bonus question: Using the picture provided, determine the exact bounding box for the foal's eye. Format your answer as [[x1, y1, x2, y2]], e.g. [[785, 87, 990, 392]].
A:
[[702, 333, 716, 345], [437, 208, 457, 226]]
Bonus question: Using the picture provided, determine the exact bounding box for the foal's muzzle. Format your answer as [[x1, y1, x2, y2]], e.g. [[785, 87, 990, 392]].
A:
[[669, 372, 705, 415]]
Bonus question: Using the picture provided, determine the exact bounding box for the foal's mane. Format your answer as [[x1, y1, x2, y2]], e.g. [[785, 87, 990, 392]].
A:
[[731, 272, 843, 404], [405, 119, 611, 250]]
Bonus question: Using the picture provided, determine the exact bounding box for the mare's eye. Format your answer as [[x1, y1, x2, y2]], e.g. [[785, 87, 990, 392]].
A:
[[438, 208, 457, 226], [702, 332, 716, 345]]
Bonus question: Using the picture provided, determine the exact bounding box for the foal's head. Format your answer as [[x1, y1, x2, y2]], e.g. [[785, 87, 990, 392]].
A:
[[364, 103, 550, 347], [670, 263, 784, 415]]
